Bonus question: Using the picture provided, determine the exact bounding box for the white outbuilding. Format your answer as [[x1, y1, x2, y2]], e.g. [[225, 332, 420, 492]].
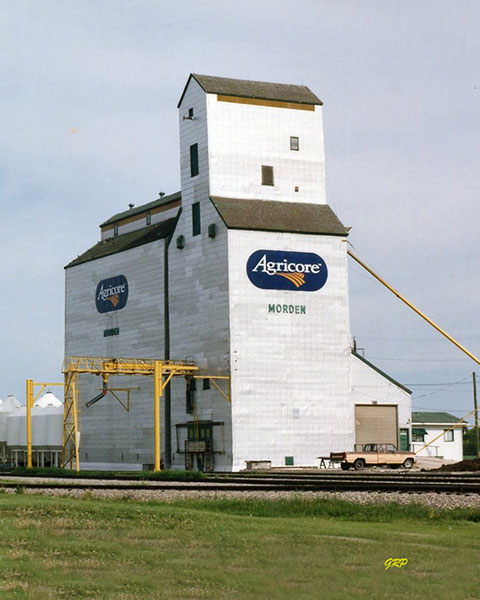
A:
[[411, 412, 466, 462]]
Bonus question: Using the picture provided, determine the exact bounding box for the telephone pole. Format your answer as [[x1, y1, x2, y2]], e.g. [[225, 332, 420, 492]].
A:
[[473, 372, 479, 458]]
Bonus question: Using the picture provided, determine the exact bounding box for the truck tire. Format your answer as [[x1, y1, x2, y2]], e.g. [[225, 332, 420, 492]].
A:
[[341, 462, 350, 471], [403, 458, 414, 469], [354, 458, 365, 471]]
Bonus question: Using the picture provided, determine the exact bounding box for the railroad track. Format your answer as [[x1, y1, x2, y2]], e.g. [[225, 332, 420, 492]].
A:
[[1, 471, 480, 494]]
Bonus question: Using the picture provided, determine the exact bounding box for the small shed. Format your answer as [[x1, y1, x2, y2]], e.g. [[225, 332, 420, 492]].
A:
[[411, 411, 467, 462]]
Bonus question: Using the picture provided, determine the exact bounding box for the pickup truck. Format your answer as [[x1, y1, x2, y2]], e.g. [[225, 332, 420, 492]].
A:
[[330, 443, 416, 471]]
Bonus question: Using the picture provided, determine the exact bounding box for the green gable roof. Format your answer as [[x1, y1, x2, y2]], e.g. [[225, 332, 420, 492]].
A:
[[412, 411, 466, 425]]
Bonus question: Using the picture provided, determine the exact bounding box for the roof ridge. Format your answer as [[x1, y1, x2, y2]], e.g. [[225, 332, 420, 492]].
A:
[[66, 218, 178, 269], [100, 191, 181, 227], [210, 196, 348, 237], [178, 73, 322, 107]]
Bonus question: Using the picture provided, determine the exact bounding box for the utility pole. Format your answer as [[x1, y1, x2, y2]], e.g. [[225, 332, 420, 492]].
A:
[[473, 372, 479, 458]]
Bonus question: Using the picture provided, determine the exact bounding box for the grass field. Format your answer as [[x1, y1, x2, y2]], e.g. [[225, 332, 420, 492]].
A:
[[0, 493, 479, 599]]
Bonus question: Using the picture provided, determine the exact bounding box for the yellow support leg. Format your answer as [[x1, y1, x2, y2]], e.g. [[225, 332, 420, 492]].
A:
[[154, 361, 162, 472], [62, 372, 80, 472], [26, 379, 33, 469]]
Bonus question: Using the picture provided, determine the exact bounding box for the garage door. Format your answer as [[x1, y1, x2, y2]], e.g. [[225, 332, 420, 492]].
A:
[[355, 405, 398, 446]]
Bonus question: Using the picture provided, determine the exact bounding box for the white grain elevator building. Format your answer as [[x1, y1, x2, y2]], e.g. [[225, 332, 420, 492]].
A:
[[64, 74, 411, 471]]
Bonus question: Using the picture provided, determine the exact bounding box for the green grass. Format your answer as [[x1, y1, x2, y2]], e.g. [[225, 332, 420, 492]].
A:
[[0, 494, 479, 599], [171, 495, 480, 522]]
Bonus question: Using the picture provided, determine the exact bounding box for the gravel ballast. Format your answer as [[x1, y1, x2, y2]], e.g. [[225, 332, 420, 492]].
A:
[[3, 477, 480, 510]]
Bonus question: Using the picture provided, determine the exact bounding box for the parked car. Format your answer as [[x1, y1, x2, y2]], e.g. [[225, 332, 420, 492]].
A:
[[330, 443, 416, 470]]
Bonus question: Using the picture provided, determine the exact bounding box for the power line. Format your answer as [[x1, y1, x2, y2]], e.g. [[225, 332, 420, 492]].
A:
[[411, 377, 471, 400], [405, 382, 471, 386], [366, 355, 469, 362]]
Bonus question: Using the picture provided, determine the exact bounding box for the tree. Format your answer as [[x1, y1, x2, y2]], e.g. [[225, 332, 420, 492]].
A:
[[463, 427, 480, 457]]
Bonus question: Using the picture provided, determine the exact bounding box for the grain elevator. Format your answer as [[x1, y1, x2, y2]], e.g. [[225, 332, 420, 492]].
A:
[[64, 74, 411, 471]]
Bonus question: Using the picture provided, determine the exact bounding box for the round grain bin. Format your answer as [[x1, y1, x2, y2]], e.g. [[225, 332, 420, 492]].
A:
[[32, 391, 63, 447], [2, 395, 22, 444], [6, 402, 25, 447]]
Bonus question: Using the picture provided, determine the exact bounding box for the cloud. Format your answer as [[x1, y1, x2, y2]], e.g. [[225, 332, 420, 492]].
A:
[[0, 1, 479, 416]]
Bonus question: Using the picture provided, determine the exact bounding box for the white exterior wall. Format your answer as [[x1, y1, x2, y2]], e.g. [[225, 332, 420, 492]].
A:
[[64, 240, 167, 466], [206, 95, 326, 204], [351, 354, 411, 430], [170, 78, 232, 471], [412, 426, 465, 461], [228, 229, 353, 469]]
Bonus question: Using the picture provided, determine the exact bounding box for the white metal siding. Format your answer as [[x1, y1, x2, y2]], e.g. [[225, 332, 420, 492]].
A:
[[207, 95, 326, 204], [64, 240, 167, 466], [170, 77, 232, 471], [229, 229, 354, 469]]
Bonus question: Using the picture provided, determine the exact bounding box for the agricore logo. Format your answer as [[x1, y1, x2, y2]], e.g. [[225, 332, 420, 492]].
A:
[[246, 250, 328, 292], [95, 275, 129, 313]]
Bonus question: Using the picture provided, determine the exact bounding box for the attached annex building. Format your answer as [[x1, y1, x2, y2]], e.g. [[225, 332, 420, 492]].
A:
[[64, 74, 411, 471]]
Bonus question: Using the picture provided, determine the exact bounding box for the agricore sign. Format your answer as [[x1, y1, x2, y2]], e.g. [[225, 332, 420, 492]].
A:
[[246, 250, 328, 292], [95, 275, 129, 313]]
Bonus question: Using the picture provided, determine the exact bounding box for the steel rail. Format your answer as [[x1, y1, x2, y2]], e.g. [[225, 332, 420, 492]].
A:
[[2, 475, 480, 494]]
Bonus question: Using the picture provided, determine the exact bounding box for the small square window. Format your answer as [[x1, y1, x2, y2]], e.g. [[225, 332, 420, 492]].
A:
[[290, 136, 299, 151], [146, 212, 151, 226], [188, 107, 194, 118], [113, 223, 118, 236], [262, 165, 274, 186], [444, 429, 454, 442]]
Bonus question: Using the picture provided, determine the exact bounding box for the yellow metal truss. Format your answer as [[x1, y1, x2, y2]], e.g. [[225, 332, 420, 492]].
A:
[[61, 357, 229, 472]]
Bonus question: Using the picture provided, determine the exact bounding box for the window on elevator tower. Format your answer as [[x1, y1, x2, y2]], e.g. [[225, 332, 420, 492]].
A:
[[262, 165, 274, 186], [192, 202, 201, 236], [190, 143, 199, 177]]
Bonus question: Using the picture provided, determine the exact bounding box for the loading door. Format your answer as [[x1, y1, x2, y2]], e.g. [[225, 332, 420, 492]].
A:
[[355, 405, 398, 447]]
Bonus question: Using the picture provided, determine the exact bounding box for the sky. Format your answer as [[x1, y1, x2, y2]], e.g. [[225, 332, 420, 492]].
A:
[[1, 0, 479, 420]]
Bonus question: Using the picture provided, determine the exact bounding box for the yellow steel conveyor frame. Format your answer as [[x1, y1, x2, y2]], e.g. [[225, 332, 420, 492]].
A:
[[61, 357, 230, 472]]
